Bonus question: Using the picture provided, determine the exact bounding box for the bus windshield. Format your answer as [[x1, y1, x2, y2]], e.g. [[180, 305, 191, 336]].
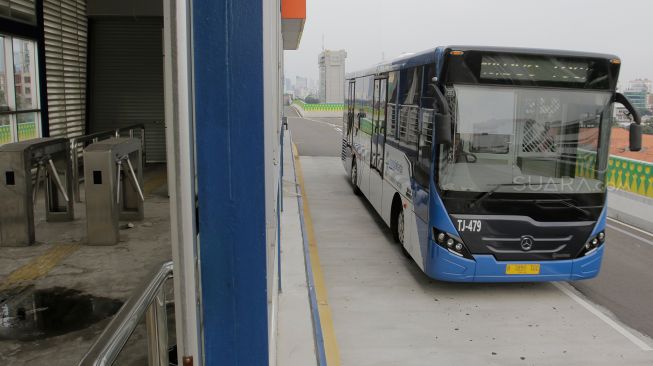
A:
[[438, 85, 612, 194]]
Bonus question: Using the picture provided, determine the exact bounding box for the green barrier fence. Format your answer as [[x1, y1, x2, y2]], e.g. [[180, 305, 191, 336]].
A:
[[0, 122, 38, 144], [292, 99, 344, 112], [17, 122, 37, 141], [0, 124, 11, 144], [606, 156, 653, 198], [575, 151, 653, 198]]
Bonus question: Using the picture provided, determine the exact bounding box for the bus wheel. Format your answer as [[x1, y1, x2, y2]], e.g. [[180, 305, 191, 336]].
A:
[[394, 207, 411, 258], [351, 161, 361, 195]]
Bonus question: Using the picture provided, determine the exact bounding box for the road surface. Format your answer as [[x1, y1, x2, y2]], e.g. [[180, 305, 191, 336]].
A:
[[285, 107, 342, 157], [300, 155, 652, 365]]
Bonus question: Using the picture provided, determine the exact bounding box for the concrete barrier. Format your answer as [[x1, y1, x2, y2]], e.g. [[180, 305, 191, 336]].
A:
[[292, 100, 343, 118], [608, 189, 653, 233]]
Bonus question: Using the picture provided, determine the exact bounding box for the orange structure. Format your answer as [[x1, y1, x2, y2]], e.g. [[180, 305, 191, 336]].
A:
[[281, 0, 306, 50]]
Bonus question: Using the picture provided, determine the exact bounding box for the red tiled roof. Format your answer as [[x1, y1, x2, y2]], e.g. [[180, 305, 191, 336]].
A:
[[610, 128, 653, 162]]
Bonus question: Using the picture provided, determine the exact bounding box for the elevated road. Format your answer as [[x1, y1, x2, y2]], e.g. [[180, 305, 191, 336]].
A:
[[285, 107, 342, 156]]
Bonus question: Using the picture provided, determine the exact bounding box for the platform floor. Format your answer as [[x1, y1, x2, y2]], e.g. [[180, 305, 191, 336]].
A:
[[0, 164, 172, 366], [300, 156, 653, 366]]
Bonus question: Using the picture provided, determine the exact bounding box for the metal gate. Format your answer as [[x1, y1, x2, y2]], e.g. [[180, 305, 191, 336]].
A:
[[88, 17, 166, 163]]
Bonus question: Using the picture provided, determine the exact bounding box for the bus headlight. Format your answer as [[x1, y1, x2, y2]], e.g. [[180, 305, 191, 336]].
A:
[[578, 231, 605, 257], [446, 238, 455, 248], [433, 228, 474, 260]]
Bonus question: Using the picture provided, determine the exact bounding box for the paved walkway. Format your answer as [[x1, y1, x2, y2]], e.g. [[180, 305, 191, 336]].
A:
[[300, 156, 653, 366]]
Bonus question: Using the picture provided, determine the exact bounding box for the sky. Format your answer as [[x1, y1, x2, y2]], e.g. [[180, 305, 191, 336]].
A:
[[284, 0, 653, 87]]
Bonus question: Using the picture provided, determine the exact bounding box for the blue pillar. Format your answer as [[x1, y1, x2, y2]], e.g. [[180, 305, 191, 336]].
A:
[[192, 0, 268, 365]]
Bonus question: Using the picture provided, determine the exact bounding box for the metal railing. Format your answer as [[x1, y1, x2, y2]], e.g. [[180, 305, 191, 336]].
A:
[[78, 261, 173, 366], [71, 124, 145, 202]]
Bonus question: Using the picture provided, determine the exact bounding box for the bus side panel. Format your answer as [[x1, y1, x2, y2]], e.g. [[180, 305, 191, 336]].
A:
[[382, 142, 425, 266], [342, 79, 354, 173], [405, 201, 425, 270], [356, 132, 372, 198], [342, 141, 353, 176], [413, 183, 431, 270], [383, 144, 411, 199], [380, 178, 394, 226]]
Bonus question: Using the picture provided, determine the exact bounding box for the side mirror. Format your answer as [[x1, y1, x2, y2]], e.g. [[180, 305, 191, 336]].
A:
[[432, 83, 452, 145], [630, 123, 642, 152], [615, 92, 642, 152], [435, 114, 452, 145]]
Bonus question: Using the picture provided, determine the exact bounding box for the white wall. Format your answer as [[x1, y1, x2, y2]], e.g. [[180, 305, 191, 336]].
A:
[[263, 0, 284, 364]]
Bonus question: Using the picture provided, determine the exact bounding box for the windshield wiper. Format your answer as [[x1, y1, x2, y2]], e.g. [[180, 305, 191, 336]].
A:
[[467, 184, 594, 217], [467, 183, 547, 208], [537, 195, 592, 217], [467, 184, 503, 208]]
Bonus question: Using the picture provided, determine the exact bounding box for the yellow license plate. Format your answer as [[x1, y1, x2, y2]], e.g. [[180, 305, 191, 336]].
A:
[[506, 264, 541, 275]]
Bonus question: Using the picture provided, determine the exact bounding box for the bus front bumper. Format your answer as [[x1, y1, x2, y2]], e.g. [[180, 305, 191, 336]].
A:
[[426, 242, 604, 283]]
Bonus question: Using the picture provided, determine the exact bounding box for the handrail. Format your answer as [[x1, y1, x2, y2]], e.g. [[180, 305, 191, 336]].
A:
[[71, 124, 146, 202], [78, 261, 173, 366]]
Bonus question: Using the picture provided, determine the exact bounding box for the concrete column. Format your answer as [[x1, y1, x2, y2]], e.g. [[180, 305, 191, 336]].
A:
[[192, 0, 269, 365]]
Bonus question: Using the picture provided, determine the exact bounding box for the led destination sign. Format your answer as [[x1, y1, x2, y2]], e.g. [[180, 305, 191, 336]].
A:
[[480, 54, 590, 83]]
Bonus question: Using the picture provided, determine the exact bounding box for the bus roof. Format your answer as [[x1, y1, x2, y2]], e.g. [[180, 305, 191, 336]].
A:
[[345, 45, 620, 79]]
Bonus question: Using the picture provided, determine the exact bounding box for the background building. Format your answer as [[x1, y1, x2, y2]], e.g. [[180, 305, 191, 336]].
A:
[[624, 89, 648, 113], [295, 75, 308, 98], [318, 49, 347, 103], [616, 78, 653, 122], [628, 78, 652, 93]]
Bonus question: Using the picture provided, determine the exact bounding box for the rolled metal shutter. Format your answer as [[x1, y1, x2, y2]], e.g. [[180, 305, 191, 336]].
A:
[[43, 0, 87, 139], [88, 17, 165, 163], [0, 0, 37, 24]]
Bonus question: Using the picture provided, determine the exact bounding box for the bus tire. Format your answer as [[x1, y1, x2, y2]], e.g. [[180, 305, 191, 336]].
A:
[[391, 201, 411, 258], [351, 160, 361, 196], [391, 195, 403, 243]]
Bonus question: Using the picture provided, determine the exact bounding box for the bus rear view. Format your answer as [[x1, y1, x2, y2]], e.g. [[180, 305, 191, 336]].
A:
[[342, 46, 643, 282]]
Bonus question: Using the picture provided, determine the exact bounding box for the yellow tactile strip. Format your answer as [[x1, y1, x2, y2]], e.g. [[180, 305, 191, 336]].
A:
[[293, 144, 342, 366], [0, 244, 80, 291]]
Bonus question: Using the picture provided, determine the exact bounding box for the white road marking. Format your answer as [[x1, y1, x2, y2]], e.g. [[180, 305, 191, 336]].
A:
[[606, 223, 653, 247], [335, 127, 342, 133], [607, 217, 653, 238], [554, 282, 653, 351]]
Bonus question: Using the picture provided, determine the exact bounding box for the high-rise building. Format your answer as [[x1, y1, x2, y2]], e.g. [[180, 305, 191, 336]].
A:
[[624, 90, 648, 113], [284, 77, 293, 93], [318, 49, 347, 103], [623, 79, 652, 114], [627, 78, 652, 93], [294, 76, 308, 98]]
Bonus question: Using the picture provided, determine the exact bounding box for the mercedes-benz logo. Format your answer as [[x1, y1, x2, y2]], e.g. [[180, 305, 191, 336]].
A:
[[520, 236, 534, 251]]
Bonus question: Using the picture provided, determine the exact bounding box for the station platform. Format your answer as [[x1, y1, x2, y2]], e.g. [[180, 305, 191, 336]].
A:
[[293, 154, 653, 365], [0, 165, 172, 366]]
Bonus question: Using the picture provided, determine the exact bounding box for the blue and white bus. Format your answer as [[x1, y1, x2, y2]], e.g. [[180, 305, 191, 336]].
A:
[[342, 46, 642, 282]]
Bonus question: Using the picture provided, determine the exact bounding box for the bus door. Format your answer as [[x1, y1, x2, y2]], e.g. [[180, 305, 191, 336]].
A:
[[369, 77, 387, 211], [346, 81, 356, 145]]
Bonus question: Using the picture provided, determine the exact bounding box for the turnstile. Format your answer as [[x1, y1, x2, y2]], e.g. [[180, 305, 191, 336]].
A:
[[84, 138, 144, 245], [0, 138, 74, 246]]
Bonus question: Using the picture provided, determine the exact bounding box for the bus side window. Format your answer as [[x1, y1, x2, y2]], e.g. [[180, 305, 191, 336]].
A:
[[386, 71, 399, 141], [415, 64, 436, 188], [398, 67, 421, 164], [355, 77, 364, 130]]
